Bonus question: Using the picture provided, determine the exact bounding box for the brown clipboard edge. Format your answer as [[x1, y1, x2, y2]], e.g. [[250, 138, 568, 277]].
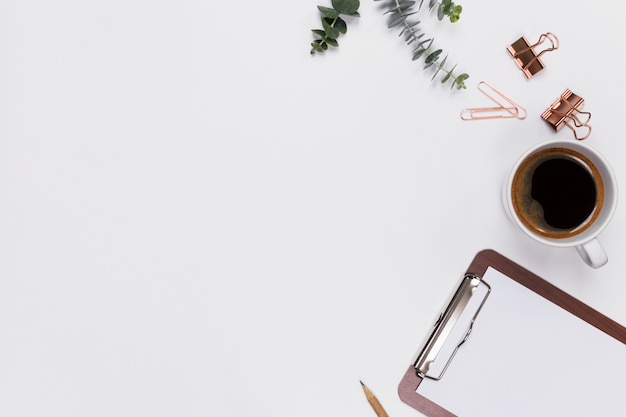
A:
[[398, 249, 626, 417]]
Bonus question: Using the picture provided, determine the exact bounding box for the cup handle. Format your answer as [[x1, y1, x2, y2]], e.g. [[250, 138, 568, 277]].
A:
[[575, 238, 608, 269]]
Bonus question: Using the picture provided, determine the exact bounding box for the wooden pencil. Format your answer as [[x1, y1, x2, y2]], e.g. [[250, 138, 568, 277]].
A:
[[360, 380, 390, 417]]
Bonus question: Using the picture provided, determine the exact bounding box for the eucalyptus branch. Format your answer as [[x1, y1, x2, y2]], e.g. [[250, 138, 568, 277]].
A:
[[427, 0, 462, 22], [311, 0, 360, 54], [378, 0, 469, 89]]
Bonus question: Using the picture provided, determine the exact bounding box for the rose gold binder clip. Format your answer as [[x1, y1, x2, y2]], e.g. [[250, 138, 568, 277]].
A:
[[507, 32, 559, 78], [541, 89, 591, 140], [460, 81, 526, 121]]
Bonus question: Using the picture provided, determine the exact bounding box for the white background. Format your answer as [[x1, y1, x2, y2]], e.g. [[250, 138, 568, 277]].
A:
[[1, 0, 625, 416]]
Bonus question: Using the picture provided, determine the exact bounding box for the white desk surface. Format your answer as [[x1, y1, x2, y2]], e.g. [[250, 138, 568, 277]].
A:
[[1, 1, 625, 416]]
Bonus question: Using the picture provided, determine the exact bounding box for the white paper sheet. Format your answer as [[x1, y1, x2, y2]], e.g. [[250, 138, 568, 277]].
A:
[[417, 267, 626, 417]]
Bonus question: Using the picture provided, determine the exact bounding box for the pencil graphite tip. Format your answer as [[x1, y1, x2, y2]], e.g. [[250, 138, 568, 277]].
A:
[[360, 381, 390, 417]]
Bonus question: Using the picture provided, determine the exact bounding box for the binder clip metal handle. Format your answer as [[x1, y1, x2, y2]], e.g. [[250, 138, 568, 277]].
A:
[[412, 274, 491, 381], [541, 89, 592, 140], [507, 32, 559, 78]]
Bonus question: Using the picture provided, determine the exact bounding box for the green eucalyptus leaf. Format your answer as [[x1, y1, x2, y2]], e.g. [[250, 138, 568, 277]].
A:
[[418, 38, 433, 49], [311, 29, 326, 36], [453, 78, 467, 90], [425, 49, 442, 64], [388, 15, 407, 28], [387, 11, 402, 20], [439, 54, 448, 68], [325, 37, 339, 46], [429, 0, 437, 8], [407, 20, 421, 30], [431, 66, 441, 80], [310, 40, 325, 54], [385, 0, 415, 13], [453, 73, 469, 89], [403, 26, 422, 39], [322, 18, 340, 39], [437, 4, 445, 20], [317, 5, 340, 19], [432, 54, 447, 80], [450, 5, 462, 21], [331, 0, 360, 15], [441, 63, 456, 83], [412, 48, 426, 60], [335, 17, 347, 33]]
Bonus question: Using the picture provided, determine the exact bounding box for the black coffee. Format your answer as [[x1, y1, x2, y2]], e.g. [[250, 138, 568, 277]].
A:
[[531, 158, 595, 229], [511, 148, 604, 239]]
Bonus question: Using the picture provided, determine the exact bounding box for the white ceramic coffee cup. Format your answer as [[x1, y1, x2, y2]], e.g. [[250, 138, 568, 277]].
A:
[[503, 139, 617, 268]]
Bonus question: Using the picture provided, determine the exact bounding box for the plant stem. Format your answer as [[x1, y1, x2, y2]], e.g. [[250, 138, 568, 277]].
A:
[[432, 59, 449, 75], [396, 0, 419, 41], [394, 0, 465, 88], [319, 16, 339, 50]]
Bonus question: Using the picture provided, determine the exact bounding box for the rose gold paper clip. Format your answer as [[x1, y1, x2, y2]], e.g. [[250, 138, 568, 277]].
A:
[[460, 81, 526, 121], [541, 89, 591, 140], [507, 32, 559, 78]]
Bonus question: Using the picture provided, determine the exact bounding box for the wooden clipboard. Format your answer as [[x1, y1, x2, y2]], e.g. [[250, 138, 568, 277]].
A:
[[398, 249, 626, 417]]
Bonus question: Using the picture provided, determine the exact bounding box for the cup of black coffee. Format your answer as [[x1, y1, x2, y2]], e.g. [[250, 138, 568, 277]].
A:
[[503, 139, 617, 268]]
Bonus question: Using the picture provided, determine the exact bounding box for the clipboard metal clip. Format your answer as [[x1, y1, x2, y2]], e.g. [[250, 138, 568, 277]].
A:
[[412, 274, 491, 381]]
